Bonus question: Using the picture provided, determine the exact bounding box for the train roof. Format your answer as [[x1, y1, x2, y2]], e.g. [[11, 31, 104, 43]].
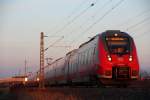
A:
[[44, 57, 64, 68], [66, 49, 78, 56], [50, 57, 64, 64], [79, 34, 99, 48], [55, 57, 64, 61], [78, 30, 132, 48], [102, 30, 131, 37]]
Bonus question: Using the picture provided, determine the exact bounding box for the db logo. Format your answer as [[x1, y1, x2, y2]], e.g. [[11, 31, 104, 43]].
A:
[[118, 57, 123, 61]]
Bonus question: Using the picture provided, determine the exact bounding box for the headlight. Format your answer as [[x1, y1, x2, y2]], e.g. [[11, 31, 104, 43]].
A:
[[129, 56, 132, 61], [107, 55, 112, 61]]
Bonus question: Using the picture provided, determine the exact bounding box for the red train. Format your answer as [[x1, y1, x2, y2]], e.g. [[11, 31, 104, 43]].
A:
[[30, 30, 140, 86]]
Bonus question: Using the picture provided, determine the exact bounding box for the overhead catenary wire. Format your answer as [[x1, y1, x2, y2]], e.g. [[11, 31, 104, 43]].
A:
[[67, 0, 100, 19], [82, 0, 124, 34], [115, 8, 150, 28], [92, 0, 113, 18], [134, 31, 150, 40], [67, 0, 90, 18], [44, 0, 91, 52], [45, 36, 64, 51], [45, 0, 100, 53], [46, 0, 90, 36], [114, 8, 150, 37], [127, 20, 150, 35], [69, 0, 125, 47], [126, 16, 150, 32], [133, 28, 150, 39], [52, 0, 98, 36], [67, 0, 113, 37], [68, 0, 99, 18]]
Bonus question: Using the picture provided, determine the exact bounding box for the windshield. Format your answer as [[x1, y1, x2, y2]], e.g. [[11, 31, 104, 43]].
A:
[[106, 37, 130, 55]]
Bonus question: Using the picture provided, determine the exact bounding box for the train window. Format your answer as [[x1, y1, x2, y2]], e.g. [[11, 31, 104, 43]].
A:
[[81, 53, 83, 65], [81, 54, 83, 65], [93, 47, 95, 55], [87, 50, 89, 64], [70, 62, 71, 73], [88, 50, 91, 64], [77, 54, 80, 67], [80, 54, 82, 65], [84, 53, 86, 65], [85, 50, 88, 64], [85, 52, 87, 65], [71, 62, 73, 73], [88, 49, 91, 65], [93, 47, 96, 62], [83, 52, 85, 65], [90, 48, 94, 64], [86, 51, 88, 64], [106, 37, 130, 55], [79, 54, 81, 65], [82, 53, 84, 65], [73, 62, 74, 72]]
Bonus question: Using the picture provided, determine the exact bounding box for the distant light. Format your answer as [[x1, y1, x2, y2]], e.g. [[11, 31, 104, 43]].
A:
[[114, 33, 118, 36], [37, 77, 39, 81], [25, 77, 28, 82]]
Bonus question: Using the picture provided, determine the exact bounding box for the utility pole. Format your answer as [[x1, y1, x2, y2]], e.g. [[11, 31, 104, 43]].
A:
[[25, 59, 27, 76], [18, 69, 21, 76], [39, 32, 45, 88]]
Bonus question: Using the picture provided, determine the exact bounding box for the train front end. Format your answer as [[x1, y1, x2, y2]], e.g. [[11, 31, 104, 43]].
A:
[[97, 30, 139, 85]]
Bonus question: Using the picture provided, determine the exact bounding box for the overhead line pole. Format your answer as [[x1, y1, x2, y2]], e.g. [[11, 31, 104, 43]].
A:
[[39, 32, 47, 88]]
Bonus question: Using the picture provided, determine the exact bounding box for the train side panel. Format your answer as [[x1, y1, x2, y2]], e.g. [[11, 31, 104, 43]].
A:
[[67, 36, 99, 83]]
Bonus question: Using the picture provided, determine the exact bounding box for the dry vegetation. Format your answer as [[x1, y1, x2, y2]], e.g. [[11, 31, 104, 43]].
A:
[[2, 87, 149, 100], [1, 80, 150, 100]]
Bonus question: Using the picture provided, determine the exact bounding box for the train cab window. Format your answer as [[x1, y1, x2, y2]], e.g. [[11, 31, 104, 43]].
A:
[[106, 37, 130, 55]]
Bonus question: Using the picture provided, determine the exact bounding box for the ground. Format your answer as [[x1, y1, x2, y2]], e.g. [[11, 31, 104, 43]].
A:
[[0, 87, 150, 100]]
